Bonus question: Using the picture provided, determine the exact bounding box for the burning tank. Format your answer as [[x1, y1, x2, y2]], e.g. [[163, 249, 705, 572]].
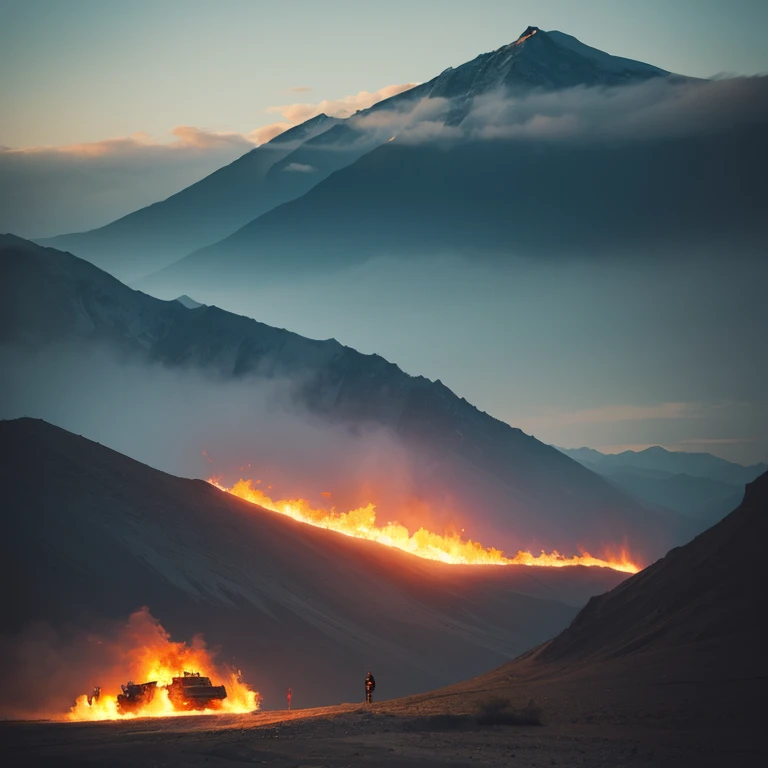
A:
[[116, 680, 158, 715], [166, 671, 227, 711]]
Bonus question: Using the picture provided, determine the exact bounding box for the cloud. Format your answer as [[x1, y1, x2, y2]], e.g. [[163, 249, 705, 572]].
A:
[[0, 129, 257, 238], [0, 81, 420, 237], [7, 127, 257, 159], [283, 162, 317, 173], [589, 437, 759, 456], [394, 75, 768, 145], [669, 437, 759, 447], [247, 122, 293, 145], [6, 76, 765, 240], [168, 125, 254, 151], [4, 81, 419, 164], [268, 82, 419, 125], [243, 82, 418, 149], [517, 402, 699, 431]]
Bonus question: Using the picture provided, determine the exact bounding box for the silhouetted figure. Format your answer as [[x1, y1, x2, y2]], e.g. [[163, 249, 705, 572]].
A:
[[365, 671, 376, 704], [286, 687, 292, 710], [87, 686, 101, 706]]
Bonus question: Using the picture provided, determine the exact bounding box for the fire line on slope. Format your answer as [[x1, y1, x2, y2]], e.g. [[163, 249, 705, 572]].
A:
[[210, 478, 640, 574]]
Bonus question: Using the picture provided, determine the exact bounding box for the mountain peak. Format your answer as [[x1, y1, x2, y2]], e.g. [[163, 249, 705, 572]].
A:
[[515, 26, 541, 45], [174, 294, 204, 309]]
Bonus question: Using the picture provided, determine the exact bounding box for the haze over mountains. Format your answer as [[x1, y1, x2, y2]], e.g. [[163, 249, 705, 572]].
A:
[[0, 234, 677, 565], [16, 28, 765, 469], [37, 115, 342, 281]]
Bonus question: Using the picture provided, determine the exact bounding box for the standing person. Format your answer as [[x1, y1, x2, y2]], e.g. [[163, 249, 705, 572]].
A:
[[286, 687, 292, 710], [365, 671, 376, 704]]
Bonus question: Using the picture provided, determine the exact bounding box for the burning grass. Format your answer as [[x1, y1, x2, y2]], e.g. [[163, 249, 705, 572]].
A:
[[211, 478, 640, 574]]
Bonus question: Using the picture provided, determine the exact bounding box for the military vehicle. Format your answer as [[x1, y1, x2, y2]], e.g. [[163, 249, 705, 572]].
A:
[[116, 680, 158, 714], [166, 671, 227, 711]]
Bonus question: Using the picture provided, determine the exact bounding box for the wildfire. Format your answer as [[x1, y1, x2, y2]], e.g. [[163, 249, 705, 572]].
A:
[[66, 609, 259, 722], [211, 479, 640, 574]]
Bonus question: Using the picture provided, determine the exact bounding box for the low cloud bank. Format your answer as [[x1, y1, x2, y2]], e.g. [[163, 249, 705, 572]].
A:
[[267, 82, 418, 126], [0, 83, 416, 237], [3, 74, 765, 244], [387, 76, 768, 144], [0, 341, 419, 519]]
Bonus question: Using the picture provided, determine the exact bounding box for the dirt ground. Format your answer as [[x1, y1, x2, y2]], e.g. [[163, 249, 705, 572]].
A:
[[2, 646, 763, 768], [0, 706, 759, 768]]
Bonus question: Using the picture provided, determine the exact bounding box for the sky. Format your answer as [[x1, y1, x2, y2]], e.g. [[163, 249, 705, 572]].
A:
[[1, 0, 766, 464], [2, 0, 768, 149], [208, 251, 767, 466]]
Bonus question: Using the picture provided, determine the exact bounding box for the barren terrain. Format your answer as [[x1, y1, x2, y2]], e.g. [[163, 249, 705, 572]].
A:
[[2, 641, 763, 767]]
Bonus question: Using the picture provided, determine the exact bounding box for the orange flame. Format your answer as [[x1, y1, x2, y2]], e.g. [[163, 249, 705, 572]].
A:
[[66, 609, 260, 721], [212, 479, 640, 574]]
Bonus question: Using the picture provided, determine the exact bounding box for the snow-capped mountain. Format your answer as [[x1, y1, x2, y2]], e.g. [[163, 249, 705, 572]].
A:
[[38, 27, 670, 281], [408, 26, 666, 104]]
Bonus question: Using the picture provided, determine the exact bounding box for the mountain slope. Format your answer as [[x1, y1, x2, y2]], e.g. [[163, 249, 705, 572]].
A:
[[387, 471, 766, 742], [538, 470, 766, 662], [603, 469, 742, 526], [0, 235, 675, 563], [0, 417, 629, 715], [3, 469, 762, 761], [36, 115, 345, 281], [141, 116, 766, 299], [39, 27, 668, 282]]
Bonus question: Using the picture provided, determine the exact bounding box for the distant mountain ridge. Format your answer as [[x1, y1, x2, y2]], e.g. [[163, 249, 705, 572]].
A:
[[559, 445, 767, 487], [0, 234, 676, 562], [557, 444, 766, 537], [38, 26, 670, 282]]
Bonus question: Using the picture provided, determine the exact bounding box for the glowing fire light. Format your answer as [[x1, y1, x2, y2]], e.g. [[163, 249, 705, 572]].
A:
[[66, 609, 260, 722], [211, 479, 640, 574]]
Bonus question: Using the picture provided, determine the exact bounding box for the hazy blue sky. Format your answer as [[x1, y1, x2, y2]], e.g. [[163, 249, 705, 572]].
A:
[[2, 0, 768, 148]]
